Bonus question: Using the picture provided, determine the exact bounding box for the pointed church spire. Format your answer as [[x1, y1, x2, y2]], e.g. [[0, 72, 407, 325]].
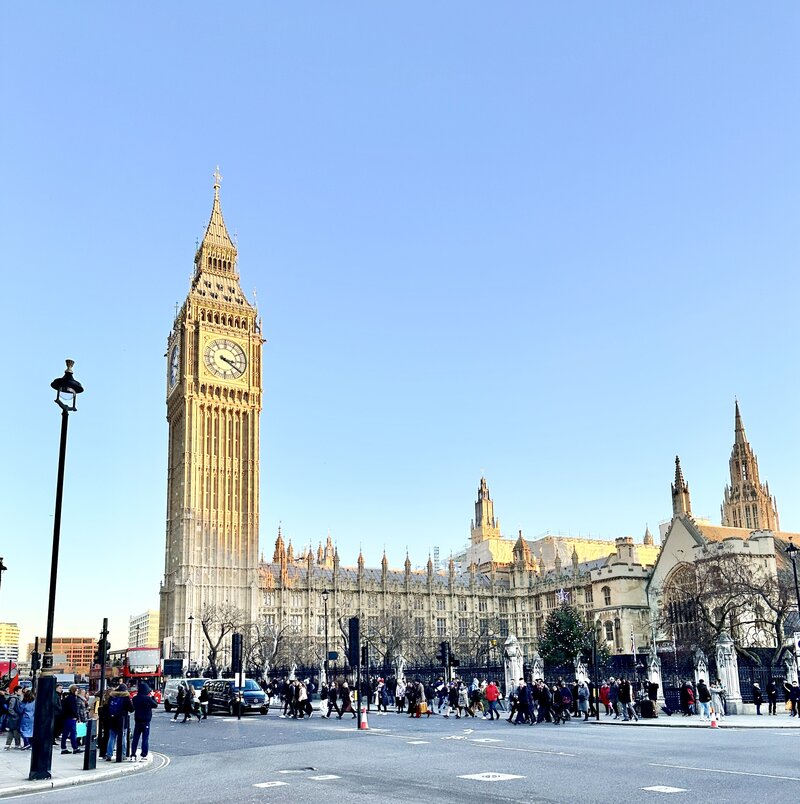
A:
[[734, 398, 746, 443], [404, 552, 411, 575], [643, 525, 654, 546], [722, 400, 779, 530], [273, 525, 286, 563], [194, 167, 238, 279], [671, 455, 692, 517]]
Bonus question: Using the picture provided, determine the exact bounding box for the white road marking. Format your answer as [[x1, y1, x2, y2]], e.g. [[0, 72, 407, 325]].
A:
[[253, 781, 289, 788], [642, 786, 687, 793], [649, 763, 800, 782], [442, 735, 468, 740], [462, 728, 474, 734], [406, 740, 429, 745], [278, 770, 307, 774], [459, 772, 525, 782], [309, 775, 341, 780], [471, 738, 503, 743]]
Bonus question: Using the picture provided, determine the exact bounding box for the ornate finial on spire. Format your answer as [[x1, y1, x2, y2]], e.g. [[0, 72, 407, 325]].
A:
[[213, 165, 223, 195]]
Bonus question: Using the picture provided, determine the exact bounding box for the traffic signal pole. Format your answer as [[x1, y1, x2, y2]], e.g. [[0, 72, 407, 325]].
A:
[[99, 618, 108, 701]]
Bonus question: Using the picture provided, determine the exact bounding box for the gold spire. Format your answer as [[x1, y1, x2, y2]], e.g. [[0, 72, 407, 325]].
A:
[[195, 167, 236, 273]]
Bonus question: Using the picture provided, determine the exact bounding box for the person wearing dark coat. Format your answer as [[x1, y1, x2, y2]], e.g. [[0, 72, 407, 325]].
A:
[[766, 680, 778, 716], [536, 680, 553, 723], [103, 684, 134, 761], [60, 685, 82, 754], [752, 682, 763, 715], [131, 683, 158, 760]]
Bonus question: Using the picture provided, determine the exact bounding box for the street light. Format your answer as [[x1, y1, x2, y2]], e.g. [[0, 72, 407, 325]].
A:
[[188, 614, 194, 675], [30, 360, 84, 781], [322, 590, 329, 685], [784, 539, 800, 678], [0, 558, 7, 595]]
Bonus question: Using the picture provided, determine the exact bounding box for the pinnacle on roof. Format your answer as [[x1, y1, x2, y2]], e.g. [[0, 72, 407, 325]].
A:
[[381, 551, 389, 568], [478, 476, 491, 500], [734, 399, 747, 444], [404, 552, 412, 572], [674, 455, 688, 491], [357, 549, 364, 568], [199, 166, 236, 256], [643, 525, 654, 546]]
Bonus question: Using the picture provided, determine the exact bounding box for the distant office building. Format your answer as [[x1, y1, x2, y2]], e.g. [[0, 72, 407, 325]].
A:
[[0, 623, 20, 664], [129, 610, 160, 648], [26, 636, 95, 675]]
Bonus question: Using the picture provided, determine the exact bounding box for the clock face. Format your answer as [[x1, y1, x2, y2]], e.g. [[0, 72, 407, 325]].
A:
[[204, 338, 247, 380], [169, 344, 180, 388]]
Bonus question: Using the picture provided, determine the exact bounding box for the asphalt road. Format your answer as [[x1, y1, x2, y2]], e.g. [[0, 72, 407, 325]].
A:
[[21, 708, 800, 803]]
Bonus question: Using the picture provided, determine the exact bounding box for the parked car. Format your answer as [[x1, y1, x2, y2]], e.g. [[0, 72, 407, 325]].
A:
[[162, 677, 207, 712], [205, 678, 268, 715]]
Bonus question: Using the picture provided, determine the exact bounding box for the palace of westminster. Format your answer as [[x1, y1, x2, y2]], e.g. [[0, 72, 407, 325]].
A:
[[160, 178, 796, 668]]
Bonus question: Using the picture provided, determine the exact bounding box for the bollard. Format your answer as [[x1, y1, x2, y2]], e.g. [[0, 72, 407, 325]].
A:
[[83, 720, 97, 770]]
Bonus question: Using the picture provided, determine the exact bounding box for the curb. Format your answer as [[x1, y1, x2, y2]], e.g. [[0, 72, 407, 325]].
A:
[[0, 753, 164, 799], [586, 720, 800, 730]]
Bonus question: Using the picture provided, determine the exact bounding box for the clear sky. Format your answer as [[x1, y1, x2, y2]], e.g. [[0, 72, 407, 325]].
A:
[[2, 3, 798, 657]]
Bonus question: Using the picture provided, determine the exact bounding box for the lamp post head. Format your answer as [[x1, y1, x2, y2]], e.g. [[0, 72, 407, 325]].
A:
[[322, 589, 329, 603], [51, 360, 84, 412], [786, 539, 799, 560], [188, 614, 194, 622]]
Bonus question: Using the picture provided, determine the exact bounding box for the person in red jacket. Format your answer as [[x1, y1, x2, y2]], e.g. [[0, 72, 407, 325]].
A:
[[484, 680, 500, 720]]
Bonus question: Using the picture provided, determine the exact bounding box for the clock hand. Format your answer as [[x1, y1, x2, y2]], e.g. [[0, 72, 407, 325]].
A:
[[220, 354, 239, 368]]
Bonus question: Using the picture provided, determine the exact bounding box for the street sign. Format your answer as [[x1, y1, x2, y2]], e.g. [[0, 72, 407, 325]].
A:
[[328, 651, 338, 661]]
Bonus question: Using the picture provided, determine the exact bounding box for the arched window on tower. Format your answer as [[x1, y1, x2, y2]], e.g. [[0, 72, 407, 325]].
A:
[[604, 621, 614, 643], [602, 586, 611, 606]]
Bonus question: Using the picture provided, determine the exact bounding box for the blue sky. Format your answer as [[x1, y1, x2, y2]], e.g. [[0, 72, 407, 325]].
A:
[[2, 3, 798, 655]]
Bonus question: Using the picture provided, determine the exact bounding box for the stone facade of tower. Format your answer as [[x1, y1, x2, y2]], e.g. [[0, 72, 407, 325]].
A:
[[159, 176, 264, 656], [721, 401, 779, 531]]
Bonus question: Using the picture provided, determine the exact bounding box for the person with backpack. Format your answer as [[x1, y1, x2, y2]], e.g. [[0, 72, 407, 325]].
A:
[[3, 691, 22, 750], [130, 683, 158, 762], [103, 683, 134, 761], [60, 685, 82, 754]]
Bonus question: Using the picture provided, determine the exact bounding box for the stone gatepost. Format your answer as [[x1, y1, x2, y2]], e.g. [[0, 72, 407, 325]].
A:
[[648, 646, 665, 705], [503, 635, 524, 698], [715, 632, 743, 714], [693, 648, 708, 686], [573, 656, 588, 684], [531, 653, 544, 682], [784, 650, 798, 686]]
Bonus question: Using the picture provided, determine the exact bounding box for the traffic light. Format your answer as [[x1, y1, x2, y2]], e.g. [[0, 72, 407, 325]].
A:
[[438, 641, 450, 667], [348, 617, 360, 667], [449, 654, 460, 668], [231, 633, 243, 672], [361, 643, 369, 668], [95, 639, 110, 666], [31, 652, 41, 672]]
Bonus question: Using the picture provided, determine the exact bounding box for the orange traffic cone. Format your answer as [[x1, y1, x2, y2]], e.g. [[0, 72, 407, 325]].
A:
[[710, 709, 718, 729], [359, 704, 369, 730]]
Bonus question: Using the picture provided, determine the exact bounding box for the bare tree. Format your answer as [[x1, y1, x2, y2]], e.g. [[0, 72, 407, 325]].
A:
[[200, 603, 249, 677]]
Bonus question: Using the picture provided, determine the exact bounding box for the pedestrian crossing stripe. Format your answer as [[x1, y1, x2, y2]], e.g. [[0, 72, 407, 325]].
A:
[[642, 786, 687, 793], [254, 781, 289, 788]]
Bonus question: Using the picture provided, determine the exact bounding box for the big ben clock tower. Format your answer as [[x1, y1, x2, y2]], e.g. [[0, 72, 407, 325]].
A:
[[160, 170, 264, 656]]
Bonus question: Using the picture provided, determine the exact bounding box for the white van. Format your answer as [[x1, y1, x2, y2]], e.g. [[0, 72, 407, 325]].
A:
[[162, 677, 207, 711]]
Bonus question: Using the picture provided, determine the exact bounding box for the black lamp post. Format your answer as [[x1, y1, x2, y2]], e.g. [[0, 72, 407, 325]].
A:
[[322, 590, 329, 685], [188, 614, 194, 675], [784, 539, 800, 678], [0, 557, 7, 595], [30, 360, 84, 781]]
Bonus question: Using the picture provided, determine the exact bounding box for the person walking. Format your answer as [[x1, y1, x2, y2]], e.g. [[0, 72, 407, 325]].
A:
[[130, 682, 158, 762], [60, 685, 82, 754], [484, 680, 500, 720], [3, 690, 22, 750], [198, 684, 209, 719], [104, 684, 134, 761], [181, 684, 200, 722], [785, 681, 800, 717], [173, 684, 185, 722], [618, 678, 637, 722], [608, 678, 620, 719], [696, 679, 712, 720], [577, 681, 590, 721], [19, 689, 34, 750]]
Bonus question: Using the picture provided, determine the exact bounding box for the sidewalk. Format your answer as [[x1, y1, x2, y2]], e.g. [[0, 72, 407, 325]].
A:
[[589, 713, 800, 728], [0, 747, 158, 798]]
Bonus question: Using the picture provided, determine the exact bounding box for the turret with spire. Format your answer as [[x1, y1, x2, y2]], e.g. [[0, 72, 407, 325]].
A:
[[273, 525, 286, 563], [470, 476, 501, 545], [671, 455, 692, 517], [643, 525, 654, 546], [721, 400, 779, 530]]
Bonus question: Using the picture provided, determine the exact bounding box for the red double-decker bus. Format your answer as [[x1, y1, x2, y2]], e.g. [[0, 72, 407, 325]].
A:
[[111, 647, 163, 703]]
